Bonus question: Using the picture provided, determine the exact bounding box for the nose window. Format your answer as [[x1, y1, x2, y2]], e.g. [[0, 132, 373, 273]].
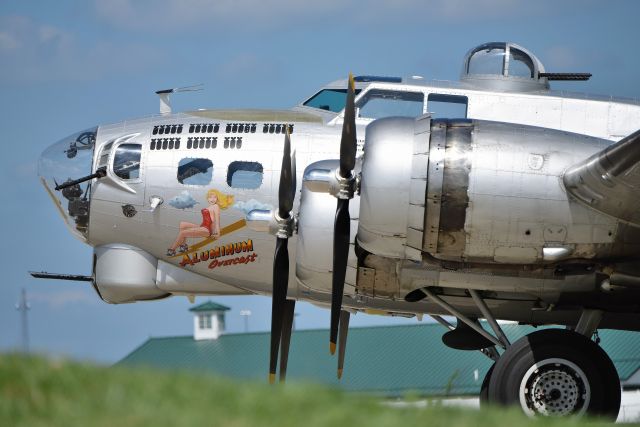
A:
[[113, 144, 141, 180]]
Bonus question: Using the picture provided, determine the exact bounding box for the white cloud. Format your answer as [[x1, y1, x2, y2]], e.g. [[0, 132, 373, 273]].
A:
[[0, 31, 19, 50], [0, 15, 161, 83], [94, 0, 342, 30], [94, 0, 534, 32], [168, 191, 199, 210], [233, 199, 273, 214]]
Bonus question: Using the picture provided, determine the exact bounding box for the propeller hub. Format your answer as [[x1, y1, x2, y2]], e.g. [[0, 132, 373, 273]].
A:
[[274, 211, 296, 239], [333, 168, 357, 200]]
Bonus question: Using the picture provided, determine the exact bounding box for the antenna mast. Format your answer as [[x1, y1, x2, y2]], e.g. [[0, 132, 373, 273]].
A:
[[15, 288, 30, 353], [155, 84, 203, 115]]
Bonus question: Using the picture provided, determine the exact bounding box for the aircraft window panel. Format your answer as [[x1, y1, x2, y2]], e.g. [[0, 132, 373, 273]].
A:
[[467, 47, 506, 75], [227, 161, 263, 189], [303, 89, 362, 113], [113, 143, 141, 180], [508, 48, 534, 78], [427, 94, 468, 119], [177, 157, 213, 186], [356, 89, 424, 119]]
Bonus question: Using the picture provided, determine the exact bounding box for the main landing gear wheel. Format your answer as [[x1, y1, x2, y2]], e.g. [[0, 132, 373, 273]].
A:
[[487, 329, 620, 420], [479, 363, 494, 407]]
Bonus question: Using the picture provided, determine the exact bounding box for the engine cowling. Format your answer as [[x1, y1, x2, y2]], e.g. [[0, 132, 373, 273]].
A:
[[297, 114, 623, 302], [357, 115, 623, 266], [357, 116, 432, 261]]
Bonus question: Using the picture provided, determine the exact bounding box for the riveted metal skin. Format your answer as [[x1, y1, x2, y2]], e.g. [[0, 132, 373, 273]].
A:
[[434, 120, 473, 260], [37, 42, 640, 336], [563, 129, 640, 227]]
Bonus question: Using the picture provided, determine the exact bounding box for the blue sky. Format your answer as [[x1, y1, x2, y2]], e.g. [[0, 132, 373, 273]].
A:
[[1, 0, 639, 363]]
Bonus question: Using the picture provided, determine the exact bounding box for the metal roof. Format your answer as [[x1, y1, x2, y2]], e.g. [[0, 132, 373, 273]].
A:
[[117, 323, 640, 397], [188, 301, 231, 313]]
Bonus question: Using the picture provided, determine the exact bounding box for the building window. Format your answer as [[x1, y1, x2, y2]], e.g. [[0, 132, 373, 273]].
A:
[[217, 314, 225, 332], [198, 314, 212, 329], [113, 143, 141, 180], [226, 161, 263, 189], [177, 158, 213, 185]]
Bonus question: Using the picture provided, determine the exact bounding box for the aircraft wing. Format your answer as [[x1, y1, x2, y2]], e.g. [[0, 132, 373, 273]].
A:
[[563, 129, 640, 226]]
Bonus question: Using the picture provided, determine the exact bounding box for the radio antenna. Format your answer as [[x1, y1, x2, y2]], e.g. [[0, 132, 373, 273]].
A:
[[15, 288, 30, 353], [155, 83, 204, 115]]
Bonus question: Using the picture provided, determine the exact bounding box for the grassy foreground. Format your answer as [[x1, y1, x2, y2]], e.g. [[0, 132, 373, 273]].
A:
[[0, 354, 625, 427]]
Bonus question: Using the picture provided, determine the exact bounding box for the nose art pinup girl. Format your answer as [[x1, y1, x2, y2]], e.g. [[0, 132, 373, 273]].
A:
[[167, 189, 233, 256]]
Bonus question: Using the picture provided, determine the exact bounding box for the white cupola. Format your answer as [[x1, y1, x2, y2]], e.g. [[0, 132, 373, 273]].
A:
[[189, 301, 231, 340]]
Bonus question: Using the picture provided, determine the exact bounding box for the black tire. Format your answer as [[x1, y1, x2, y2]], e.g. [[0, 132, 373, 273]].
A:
[[487, 329, 620, 420], [479, 363, 495, 407]]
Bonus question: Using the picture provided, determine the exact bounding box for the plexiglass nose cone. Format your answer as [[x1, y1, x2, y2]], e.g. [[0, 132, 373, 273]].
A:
[[38, 127, 97, 242]]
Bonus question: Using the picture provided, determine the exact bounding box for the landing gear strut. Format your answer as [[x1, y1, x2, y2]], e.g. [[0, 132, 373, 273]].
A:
[[486, 329, 620, 419]]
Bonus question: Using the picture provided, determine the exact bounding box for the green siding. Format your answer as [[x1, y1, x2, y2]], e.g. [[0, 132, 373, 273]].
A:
[[118, 323, 640, 397]]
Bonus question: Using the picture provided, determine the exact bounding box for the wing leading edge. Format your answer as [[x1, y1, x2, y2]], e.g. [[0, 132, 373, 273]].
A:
[[563, 129, 640, 226]]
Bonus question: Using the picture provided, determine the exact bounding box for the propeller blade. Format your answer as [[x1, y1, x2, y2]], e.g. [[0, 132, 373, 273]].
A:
[[279, 299, 296, 382], [337, 310, 350, 379], [329, 74, 358, 354], [330, 198, 351, 354], [290, 135, 297, 206], [278, 130, 294, 217], [339, 73, 357, 177], [269, 131, 296, 384], [269, 237, 289, 383]]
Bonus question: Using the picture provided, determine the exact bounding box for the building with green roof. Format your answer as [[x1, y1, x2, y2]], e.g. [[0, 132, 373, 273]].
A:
[[118, 301, 640, 400], [189, 301, 230, 341]]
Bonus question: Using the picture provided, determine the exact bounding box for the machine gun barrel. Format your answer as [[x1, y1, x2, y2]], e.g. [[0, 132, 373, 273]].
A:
[[55, 168, 106, 191]]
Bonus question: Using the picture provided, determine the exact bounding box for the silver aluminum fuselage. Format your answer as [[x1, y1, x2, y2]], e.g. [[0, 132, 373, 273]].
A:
[[46, 76, 640, 327]]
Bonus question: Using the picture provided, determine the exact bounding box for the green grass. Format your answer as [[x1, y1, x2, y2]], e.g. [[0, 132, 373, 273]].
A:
[[0, 354, 628, 427]]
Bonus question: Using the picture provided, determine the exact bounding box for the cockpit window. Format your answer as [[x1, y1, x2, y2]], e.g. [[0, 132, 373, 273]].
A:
[[356, 89, 424, 119], [177, 158, 213, 185], [467, 46, 505, 75], [303, 89, 362, 112], [113, 144, 141, 180]]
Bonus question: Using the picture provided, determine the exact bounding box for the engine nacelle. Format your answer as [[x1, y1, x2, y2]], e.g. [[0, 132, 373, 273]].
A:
[[296, 160, 359, 296], [296, 114, 627, 303], [93, 243, 169, 303], [357, 115, 625, 266], [357, 116, 432, 261]]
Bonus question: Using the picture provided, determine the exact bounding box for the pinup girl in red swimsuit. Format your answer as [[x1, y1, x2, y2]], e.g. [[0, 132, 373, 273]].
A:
[[167, 189, 232, 256]]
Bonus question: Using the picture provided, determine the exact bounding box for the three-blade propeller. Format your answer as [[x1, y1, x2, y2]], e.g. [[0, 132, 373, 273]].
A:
[[269, 130, 296, 384], [329, 74, 357, 355]]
